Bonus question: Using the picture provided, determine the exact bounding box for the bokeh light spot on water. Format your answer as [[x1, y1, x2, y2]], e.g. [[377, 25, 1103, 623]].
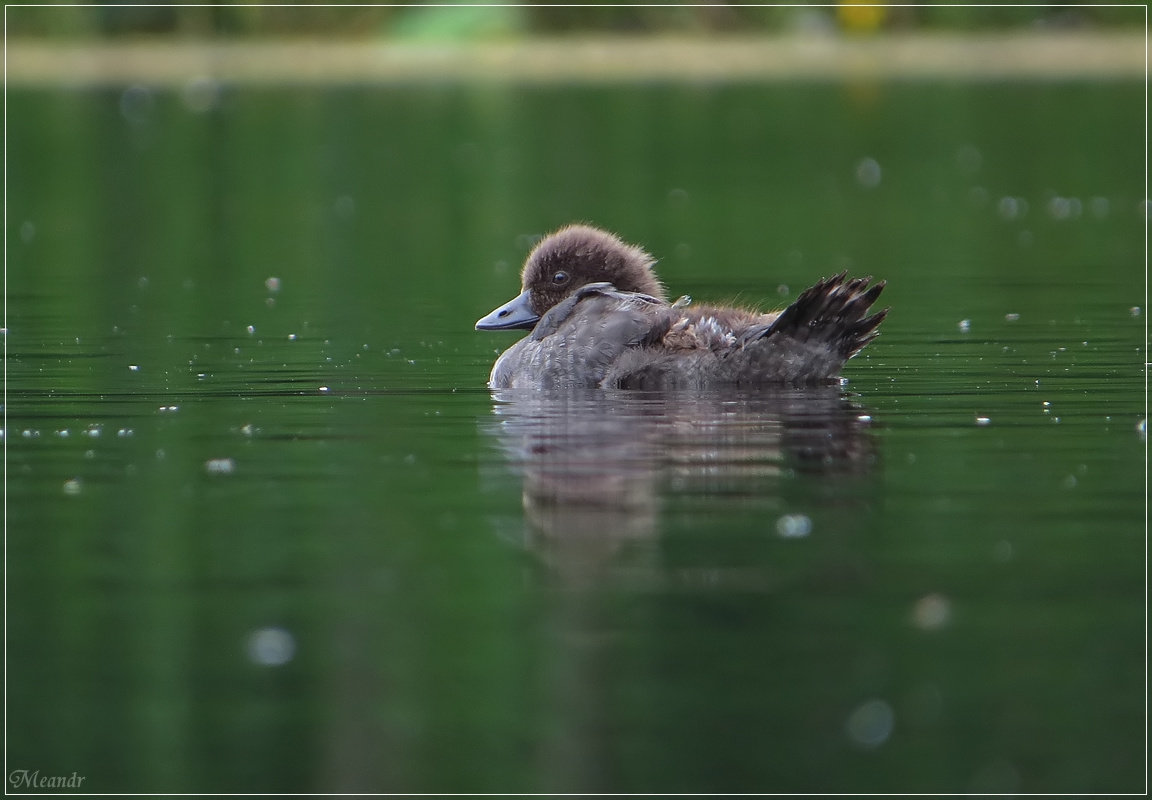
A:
[[246, 627, 296, 667], [993, 540, 1015, 564], [775, 513, 812, 539], [62, 478, 82, 496], [957, 319, 971, 332], [845, 699, 894, 749], [1046, 195, 1082, 220], [997, 195, 1029, 220], [911, 593, 952, 631], [975, 416, 991, 426], [181, 76, 220, 113], [854, 157, 881, 189], [119, 84, 155, 125]]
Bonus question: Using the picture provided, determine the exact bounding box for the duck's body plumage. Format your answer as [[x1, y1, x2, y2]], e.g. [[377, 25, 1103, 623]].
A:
[[476, 225, 887, 390]]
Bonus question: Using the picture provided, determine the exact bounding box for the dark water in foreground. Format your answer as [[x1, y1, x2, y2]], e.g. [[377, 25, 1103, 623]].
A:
[[6, 79, 1146, 794]]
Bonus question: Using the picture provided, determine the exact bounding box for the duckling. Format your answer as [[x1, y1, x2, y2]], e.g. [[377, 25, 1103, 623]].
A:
[[476, 224, 887, 390]]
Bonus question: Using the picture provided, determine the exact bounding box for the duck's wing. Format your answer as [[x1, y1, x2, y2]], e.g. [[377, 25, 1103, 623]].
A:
[[490, 284, 666, 389], [607, 273, 887, 388], [529, 282, 664, 341]]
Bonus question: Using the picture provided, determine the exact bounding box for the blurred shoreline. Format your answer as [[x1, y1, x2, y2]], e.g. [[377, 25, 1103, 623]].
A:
[[6, 31, 1146, 85]]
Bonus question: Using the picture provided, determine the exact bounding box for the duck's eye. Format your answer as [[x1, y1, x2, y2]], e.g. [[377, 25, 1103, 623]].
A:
[[552, 271, 570, 285]]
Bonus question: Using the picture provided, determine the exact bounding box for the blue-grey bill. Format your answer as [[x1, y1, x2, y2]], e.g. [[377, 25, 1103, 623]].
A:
[[475, 289, 540, 331]]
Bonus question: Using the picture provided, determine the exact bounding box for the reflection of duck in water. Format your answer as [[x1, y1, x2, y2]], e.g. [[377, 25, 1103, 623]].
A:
[[476, 225, 887, 390], [482, 388, 879, 581]]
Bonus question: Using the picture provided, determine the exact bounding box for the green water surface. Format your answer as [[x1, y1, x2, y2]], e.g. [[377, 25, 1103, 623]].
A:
[[6, 78, 1146, 794]]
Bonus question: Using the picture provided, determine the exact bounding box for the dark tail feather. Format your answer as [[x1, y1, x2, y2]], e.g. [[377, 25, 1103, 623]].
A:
[[760, 271, 888, 359]]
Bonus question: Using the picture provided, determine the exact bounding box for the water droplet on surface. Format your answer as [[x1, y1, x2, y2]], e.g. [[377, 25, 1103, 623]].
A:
[[854, 157, 881, 188], [775, 513, 812, 539], [957, 319, 971, 332], [63, 478, 82, 496], [246, 627, 296, 667], [997, 196, 1020, 220], [204, 458, 236, 475], [1046, 195, 1081, 220], [911, 593, 952, 630], [265, 276, 281, 293], [975, 416, 991, 426]]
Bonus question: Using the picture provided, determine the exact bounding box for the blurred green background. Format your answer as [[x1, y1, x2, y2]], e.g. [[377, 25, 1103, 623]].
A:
[[6, 0, 1145, 39]]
